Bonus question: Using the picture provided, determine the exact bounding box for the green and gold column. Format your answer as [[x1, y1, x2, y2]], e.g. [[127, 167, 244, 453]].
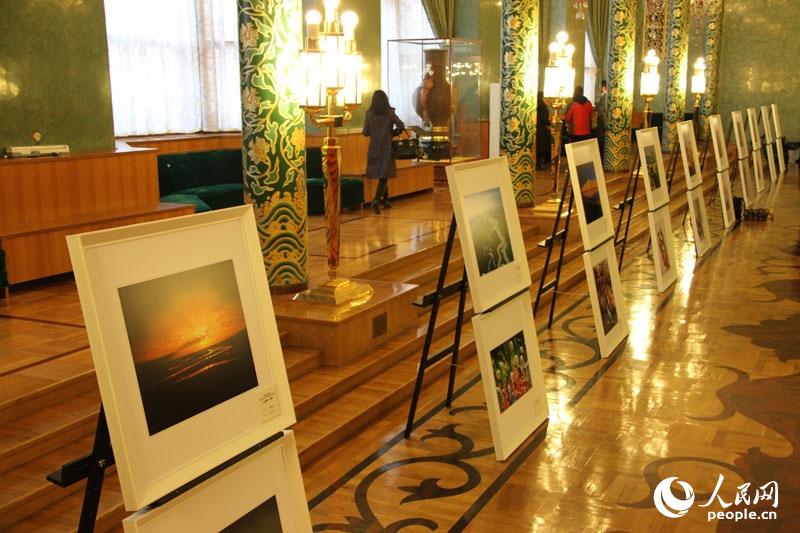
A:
[[500, 0, 538, 207], [661, 0, 690, 152], [700, 0, 723, 137], [239, 0, 308, 293], [604, 0, 636, 171]]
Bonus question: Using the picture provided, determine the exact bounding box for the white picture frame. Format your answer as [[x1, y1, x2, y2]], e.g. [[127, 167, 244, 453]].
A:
[[471, 291, 548, 461], [709, 114, 729, 172], [67, 206, 296, 510], [647, 205, 678, 293], [731, 111, 754, 207], [687, 186, 712, 258], [761, 105, 778, 182], [677, 120, 703, 190], [747, 107, 766, 192], [565, 139, 615, 251], [716, 169, 736, 229], [122, 430, 312, 532], [583, 240, 628, 358], [772, 103, 786, 173], [636, 127, 670, 210], [446, 157, 532, 313]]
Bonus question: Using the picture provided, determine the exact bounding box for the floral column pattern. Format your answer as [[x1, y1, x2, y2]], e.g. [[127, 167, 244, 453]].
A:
[[661, 0, 689, 151], [604, 0, 636, 171], [239, 0, 308, 293], [700, 0, 723, 137], [500, 0, 538, 207]]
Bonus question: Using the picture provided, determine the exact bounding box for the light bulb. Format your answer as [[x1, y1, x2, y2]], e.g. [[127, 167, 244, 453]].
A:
[[305, 9, 321, 25], [323, 0, 339, 22], [556, 31, 568, 44], [548, 42, 561, 54], [341, 10, 358, 40], [565, 44, 576, 57]]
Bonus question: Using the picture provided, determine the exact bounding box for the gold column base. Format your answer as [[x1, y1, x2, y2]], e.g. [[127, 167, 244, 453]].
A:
[[293, 278, 374, 306]]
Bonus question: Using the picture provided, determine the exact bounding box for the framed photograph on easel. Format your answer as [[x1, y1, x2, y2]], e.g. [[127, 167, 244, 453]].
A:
[[565, 139, 615, 251], [760, 105, 778, 182], [687, 186, 712, 258], [716, 169, 736, 229], [122, 431, 311, 532], [731, 111, 754, 207], [677, 120, 703, 190], [635, 127, 670, 210], [771, 103, 786, 173], [647, 205, 678, 292], [747, 107, 765, 192], [67, 206, 296, 510], [471, 291, 548, 461], [446, 157, 531, 313], [583, 240, 628, 358], [709, 114, 729, 173]]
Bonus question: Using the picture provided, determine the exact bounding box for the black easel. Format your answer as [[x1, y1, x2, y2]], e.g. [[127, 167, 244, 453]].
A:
[[47, 406, 115, 533], [665, 137, 681, 193], [613, 151, 641, 272], [533, 169, 574, 329], [405, 214, 467, 438]]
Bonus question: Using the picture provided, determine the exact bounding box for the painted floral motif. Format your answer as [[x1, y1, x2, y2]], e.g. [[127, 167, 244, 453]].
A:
[[604, 0, 636, 171], [700, 3, 723, 138], [661, 0, 689, 151], [239, 0, 308, 292], [500, 0, 538, 207]]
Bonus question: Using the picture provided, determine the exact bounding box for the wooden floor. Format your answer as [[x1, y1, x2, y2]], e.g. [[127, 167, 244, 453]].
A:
[[1, 160, 798, 531]]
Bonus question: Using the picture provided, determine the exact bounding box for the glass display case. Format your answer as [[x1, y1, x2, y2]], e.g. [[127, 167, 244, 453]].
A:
[[386, 38, 482, 163]]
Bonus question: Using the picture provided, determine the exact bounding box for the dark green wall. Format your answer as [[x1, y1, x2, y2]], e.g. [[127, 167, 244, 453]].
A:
[[454, 0, 501, 119], [0, 0, 115, 152]]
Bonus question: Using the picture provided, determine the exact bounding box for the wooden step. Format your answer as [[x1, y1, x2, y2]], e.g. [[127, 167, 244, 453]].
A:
[[0, 390, 99, 475], [0, 349, 95, 425], [283, 346, 323, 381]]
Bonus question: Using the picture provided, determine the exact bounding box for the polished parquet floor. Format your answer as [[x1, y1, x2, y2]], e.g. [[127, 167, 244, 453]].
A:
[[1, 165, 798, 531]]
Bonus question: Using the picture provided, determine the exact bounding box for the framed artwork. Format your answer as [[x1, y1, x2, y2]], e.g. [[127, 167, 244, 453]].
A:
[[716, 169, 736, 229], [647, 205, 678, 292], [471, 291, 548, 461], [731, 111, 754, 207], [123, 430, 312, 532], [760, 105, 778, 182], [772, 104, 786, 173], [747, 107, 766, 192], [709, 114, 729, 172], [635, 127, 670, 210], [677, 120, 703, 190], [446, 157, 531, 313], [686, 186, 712, 258], [583, 240, 628, 358], [67, 206, 296, 510], [565, 139, 615, 251]]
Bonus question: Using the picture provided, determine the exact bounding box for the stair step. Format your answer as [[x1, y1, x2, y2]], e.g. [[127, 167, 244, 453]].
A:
[[0, 349, 96, 425], [283, 346, 323, 380], [0, 390, 99, 475]]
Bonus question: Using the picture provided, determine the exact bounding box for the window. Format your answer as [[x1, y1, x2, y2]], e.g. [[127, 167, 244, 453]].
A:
[[583, 32, 597, 105], [105, 0, 241, 137]]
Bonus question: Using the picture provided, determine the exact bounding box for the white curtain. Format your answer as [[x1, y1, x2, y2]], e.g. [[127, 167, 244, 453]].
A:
[[105, 0, 241, 137], [380, 0, 435, 125]]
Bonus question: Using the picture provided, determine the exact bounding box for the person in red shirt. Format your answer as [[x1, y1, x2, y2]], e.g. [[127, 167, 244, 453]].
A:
[[563, 86, 594, 144]]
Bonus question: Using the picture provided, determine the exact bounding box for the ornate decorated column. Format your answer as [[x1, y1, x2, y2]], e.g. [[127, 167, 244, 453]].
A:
[[604, 0, 636, 171], [661, 0, 690, 151], [500, 0, 539, 207], [699, 0, 723, 137], [239, 0, 308, 293]]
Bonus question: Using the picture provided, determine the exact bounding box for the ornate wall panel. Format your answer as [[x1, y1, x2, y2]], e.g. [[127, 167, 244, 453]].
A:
[[660, 0, 690, 151], [239, 0, 308, 293], [700, 0, 723, 137], [500, 0, 539, 207], [604, 0, 637, 171], [643, 0, 668, 57]]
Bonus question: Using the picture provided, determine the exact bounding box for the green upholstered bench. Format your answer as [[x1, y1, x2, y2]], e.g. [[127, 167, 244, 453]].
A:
[[157, 149, 245, 211], [306, 147, 364, 216]]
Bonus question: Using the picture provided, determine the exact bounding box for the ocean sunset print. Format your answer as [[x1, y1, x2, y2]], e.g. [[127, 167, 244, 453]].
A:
[[118, 260, 259, 435]]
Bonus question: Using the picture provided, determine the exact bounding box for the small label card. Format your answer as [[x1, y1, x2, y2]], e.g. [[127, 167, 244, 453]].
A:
[[255, 386, 280, 422]]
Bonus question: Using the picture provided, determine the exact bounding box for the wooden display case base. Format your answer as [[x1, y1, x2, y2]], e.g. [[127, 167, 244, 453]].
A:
[[273, 280, 418, 366]]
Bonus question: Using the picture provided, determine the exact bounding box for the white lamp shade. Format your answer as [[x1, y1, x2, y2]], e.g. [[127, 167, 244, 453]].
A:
[[300, 50, 324, 108], [544, 66, 575, 99], [342, 52, 362, 106], [691, 74, 706, 94], [640, 72, 660, 97]]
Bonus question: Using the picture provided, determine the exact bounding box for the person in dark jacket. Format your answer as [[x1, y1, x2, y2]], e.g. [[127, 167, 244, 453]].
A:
[[536, 91, 552, 170], [563, 86, 594, 144], [363, 90, 405, 214]]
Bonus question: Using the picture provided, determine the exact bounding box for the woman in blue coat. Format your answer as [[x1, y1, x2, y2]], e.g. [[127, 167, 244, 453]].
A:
[[363, 90, 405, 214]]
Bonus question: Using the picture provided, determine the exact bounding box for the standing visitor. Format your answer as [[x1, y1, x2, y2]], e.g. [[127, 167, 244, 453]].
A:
[[536, 91, 552, 170], [596, 80, 608, 165], [563, 86, 594, 144], [363, 90, 405, 214]]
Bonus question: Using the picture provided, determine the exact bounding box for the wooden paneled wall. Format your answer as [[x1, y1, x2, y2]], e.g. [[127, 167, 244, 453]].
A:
[[124, 133, 243, 154]]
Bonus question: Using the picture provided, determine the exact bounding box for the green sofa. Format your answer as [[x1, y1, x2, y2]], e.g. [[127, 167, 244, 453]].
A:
[[157, 149, 244, 212], [156, 148, 363, 215]]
